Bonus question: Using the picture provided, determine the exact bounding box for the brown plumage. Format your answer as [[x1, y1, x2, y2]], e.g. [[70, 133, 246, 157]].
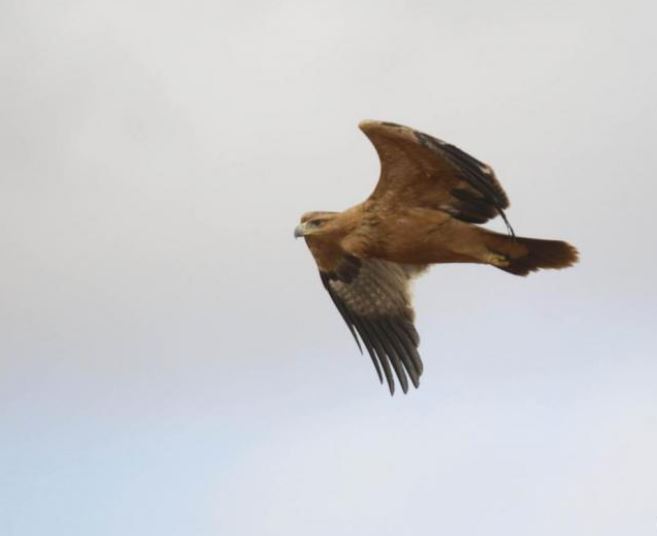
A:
[[295, 120, 578, 395]]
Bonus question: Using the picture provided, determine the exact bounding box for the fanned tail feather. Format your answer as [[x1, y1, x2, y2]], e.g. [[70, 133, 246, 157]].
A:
[[486, 233, 579, 276]]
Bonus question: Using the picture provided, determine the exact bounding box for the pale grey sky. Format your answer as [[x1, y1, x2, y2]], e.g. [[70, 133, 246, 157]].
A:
[[1, 1, 656, 535]]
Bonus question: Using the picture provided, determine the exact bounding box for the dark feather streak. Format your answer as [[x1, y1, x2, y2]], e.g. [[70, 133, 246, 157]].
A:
[[415, 131, 515, 236], [349, 316, 383, 384], [319, 261, 423, 395], [357, 317, 396, 394], [369, 320, 409, 394], [320, 272, 362, 354], [385, 318, 421, 387]]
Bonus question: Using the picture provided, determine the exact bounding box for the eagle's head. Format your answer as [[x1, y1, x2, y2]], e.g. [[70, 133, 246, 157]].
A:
[[294, 211, 339, 238]]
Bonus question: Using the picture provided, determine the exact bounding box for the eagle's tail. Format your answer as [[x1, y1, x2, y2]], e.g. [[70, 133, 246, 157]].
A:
[[484, 232, 579, 276]]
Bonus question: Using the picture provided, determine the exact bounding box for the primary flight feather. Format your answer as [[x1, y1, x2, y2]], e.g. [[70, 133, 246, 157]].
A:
[[295, 120, 578, 395]]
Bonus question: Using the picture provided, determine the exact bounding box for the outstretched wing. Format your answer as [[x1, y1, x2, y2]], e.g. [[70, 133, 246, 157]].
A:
[[319, 257, 426, 395], [359, 120, 514, 234]]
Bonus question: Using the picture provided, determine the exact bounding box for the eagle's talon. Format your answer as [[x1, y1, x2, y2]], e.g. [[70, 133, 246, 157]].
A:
[[487, 253, 510, 267]]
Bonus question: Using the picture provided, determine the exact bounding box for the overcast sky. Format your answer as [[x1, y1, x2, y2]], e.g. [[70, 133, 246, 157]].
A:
[[1, 0, 656, 535]]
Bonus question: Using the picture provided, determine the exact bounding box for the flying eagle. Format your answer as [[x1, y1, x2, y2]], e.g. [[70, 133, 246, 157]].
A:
[[295, 120, 578, 394]]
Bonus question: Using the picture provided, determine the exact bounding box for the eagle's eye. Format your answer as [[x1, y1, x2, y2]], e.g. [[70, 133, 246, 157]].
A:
[[310, 219, 324, 227]]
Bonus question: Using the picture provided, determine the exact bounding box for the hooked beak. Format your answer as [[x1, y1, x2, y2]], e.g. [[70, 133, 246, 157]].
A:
[[294, 222, 307, 238]]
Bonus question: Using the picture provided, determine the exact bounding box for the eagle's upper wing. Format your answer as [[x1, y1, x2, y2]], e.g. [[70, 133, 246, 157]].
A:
[[319, 256, 425, 395], [359, 120, 513, 233]]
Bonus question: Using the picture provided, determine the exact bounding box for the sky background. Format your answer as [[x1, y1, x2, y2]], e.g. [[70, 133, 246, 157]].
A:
[[1, 0, 656, 534]]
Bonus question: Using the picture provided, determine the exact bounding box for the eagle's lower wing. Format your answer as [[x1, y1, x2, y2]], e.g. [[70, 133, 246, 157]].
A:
[[359, 120, 513, 233], [319, 257, 426, 395]]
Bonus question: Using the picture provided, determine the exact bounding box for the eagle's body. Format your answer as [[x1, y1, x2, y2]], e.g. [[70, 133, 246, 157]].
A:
[[296, 120, 578, 394]]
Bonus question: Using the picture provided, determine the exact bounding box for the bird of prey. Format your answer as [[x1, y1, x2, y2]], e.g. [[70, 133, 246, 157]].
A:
[[294, 120, 578, 395]]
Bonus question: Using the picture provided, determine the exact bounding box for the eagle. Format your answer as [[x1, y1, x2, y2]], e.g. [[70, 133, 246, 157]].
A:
[[295, 120, 578, 395]]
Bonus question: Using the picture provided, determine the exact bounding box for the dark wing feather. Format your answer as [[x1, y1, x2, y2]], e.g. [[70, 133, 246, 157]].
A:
[[320, 259, 425, 395], [360, 120, 514, 235]]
